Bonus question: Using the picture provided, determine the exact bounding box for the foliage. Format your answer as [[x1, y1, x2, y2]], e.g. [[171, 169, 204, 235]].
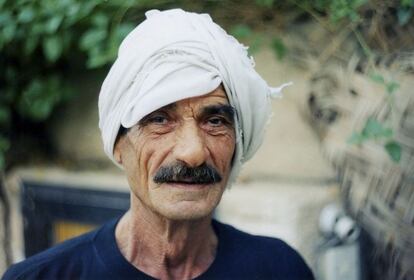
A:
[[294, 0, 414, 25], [320, 0, 367, 22], [285, 0, 409, 163], [230, 0, 414, 61], [254, 0, 275, 8], [347, 73, 402, 163]]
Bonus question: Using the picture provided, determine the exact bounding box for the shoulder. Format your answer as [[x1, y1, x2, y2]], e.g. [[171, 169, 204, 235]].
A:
[[213, 220, 314, 279], [2, 228, 98, 280]]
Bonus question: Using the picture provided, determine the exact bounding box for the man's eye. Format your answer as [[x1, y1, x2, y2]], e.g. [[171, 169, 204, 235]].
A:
[[207, 117, 225, 126], [148, 115, 168, 124]]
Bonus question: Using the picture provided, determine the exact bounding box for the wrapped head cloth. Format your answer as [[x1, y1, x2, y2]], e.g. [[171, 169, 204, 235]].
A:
[[98, 9, 291, 184]]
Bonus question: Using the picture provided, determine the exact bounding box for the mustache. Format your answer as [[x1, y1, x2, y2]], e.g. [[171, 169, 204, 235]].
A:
[[153, 162, 222, 184]]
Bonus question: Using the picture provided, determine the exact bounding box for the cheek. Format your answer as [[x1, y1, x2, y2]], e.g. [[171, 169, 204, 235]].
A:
[[138, 132, 176, 178], [123, 132, 155, 182], [206, 132, 236, 172]]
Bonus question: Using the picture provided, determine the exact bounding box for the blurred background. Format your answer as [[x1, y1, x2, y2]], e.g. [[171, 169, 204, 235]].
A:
[[1, 0, 413, 279]]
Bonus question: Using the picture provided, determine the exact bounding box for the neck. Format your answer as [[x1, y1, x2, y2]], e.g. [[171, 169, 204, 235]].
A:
[[115, 200, 218, 280]]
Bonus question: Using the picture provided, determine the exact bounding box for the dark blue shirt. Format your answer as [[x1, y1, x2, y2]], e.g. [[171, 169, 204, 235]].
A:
[[3, 219, 314, 280]]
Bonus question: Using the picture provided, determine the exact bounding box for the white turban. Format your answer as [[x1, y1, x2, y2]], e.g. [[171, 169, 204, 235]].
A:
[[98, 8, 291, 184]]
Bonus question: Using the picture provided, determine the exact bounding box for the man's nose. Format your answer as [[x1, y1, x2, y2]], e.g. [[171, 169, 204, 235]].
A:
[[173, 121, 208, 167]]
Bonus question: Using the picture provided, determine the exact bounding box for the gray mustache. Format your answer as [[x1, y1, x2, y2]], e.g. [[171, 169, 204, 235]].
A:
[[153, 162, 222, 184]]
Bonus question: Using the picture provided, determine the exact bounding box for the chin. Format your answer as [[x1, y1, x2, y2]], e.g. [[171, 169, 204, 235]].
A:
[[157, 202, 216, 221]]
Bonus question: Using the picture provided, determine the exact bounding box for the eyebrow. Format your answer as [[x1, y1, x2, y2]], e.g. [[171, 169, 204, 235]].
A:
[[201, 104, 235, 122]]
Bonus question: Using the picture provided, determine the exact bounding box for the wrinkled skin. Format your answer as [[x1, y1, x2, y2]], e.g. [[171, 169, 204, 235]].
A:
[[114, 85, 236, 221], [113, 86, 236, 279]]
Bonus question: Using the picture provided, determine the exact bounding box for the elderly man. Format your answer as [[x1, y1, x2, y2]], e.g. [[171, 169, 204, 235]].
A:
[[3, 9, 313, 280]]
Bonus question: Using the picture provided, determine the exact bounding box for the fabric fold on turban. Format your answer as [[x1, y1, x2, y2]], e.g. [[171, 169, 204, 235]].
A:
[[98, 8, 291, 184]]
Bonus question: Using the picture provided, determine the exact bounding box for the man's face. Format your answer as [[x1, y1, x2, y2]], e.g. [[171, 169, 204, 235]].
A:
[[114, 86, 236, 220]]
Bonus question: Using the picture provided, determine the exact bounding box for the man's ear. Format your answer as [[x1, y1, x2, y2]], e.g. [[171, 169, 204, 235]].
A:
[[113, 137, 124, 165]]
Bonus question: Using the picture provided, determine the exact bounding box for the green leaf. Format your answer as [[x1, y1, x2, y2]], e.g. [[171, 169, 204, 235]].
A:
[[369, 72, 385, 84], [0, 11, 12, 26], [2, 23, 16, 44], [401, 0, 414, 8], [86, 47, 112, 68], [385, 141, 402, 162], [45, 15, 64, 33], [24, 36, 39, 55], [397, 7, 412, 26], [329, 0, 367, 22], [79, 29, 107, 51], [271, 37, 287, 60], [255, 0, 274, 8], [66, 2, 81, 17], [386, 81, 400, 94], [32, 23, 44, 35], [17, 7, 35, 23], [43, 36, 63, 62], [347, 131, 366, 144], [362, 117, 393, 139], [230, 24, 252, 40], [115, 23, 135, 41], [18, 77, 64, 121], [91, 13, 109, 27]]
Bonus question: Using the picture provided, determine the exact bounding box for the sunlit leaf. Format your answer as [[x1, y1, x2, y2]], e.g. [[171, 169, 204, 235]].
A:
[[347, 131, 366, 144], [2, 23, 16, 44], [45, 15, 64, 33], [80, 29, 107, 51], [87, 49, 111, 68], [17, 7, 35, 23], [362, 117, 393, 139], [43, 36, 63, 62], [91, 12, 109, 27]]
